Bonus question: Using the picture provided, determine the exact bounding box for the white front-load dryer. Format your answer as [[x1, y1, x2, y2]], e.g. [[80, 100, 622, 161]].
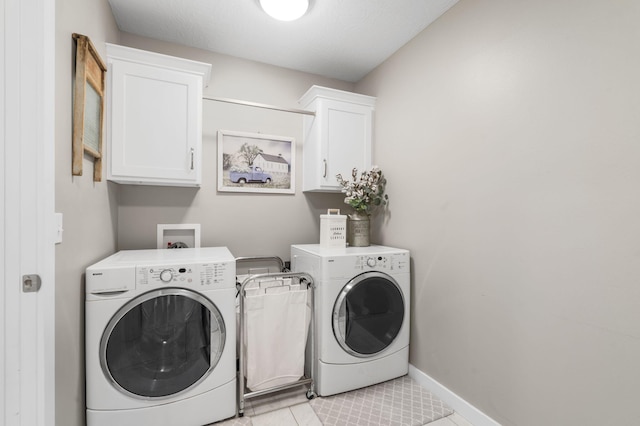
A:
[[85, 247, 236, 426], [291, 244, 410, 396]]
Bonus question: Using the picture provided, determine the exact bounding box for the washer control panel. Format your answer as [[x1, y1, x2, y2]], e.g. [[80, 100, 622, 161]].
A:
[[136, 262, 230, 288]]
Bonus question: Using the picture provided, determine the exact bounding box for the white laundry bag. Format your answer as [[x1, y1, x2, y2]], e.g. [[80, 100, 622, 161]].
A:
[[244, 284, 310, 391], [235, 276, 282, 355]]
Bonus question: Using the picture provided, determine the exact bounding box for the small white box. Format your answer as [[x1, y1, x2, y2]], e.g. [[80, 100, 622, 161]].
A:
[[157, 224, 201, 249], [320, 209, 347, 248]]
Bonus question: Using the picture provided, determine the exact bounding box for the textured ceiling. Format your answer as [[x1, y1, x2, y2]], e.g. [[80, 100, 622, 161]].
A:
[[107, 0, 458, 82]]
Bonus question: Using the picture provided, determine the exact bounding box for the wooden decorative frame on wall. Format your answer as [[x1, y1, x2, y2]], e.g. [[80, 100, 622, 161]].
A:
[[72, 33, 107, 181]]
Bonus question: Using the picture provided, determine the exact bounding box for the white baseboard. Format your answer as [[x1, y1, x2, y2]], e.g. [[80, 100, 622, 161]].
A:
[[408, 364, 501, 426]]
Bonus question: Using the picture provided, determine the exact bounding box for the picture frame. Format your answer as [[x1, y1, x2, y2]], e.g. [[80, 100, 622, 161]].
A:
[[217, 130, 295, 194], [72, 33, 107, 182]]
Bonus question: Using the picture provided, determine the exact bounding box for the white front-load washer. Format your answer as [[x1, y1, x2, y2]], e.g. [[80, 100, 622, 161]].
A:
[[85, 247, 236, 426], [291, 244, 410, 396]]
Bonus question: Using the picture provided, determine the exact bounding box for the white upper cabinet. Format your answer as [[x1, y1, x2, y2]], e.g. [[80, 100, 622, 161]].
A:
[[299, 86, 376, 192], [106, 44, 211, 186]]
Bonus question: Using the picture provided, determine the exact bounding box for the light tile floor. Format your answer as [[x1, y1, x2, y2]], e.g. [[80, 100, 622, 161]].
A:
[[213, 385, 474, 426]]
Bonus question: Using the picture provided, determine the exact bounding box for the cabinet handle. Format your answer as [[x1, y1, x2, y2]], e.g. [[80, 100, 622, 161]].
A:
[[323, 159, 327, 178], [190, 148, 194, 170]]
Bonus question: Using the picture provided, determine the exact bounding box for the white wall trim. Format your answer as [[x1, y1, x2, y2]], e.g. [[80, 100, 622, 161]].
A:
[[39, 0, 57, 422], [2, 0, 56, 423], [409, 364, 501, 426]]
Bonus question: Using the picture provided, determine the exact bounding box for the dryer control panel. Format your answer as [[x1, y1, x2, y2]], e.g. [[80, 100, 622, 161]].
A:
[[353, 252, 410, 273], [291, 245, 410, 281], [316, 251, 410, 280]]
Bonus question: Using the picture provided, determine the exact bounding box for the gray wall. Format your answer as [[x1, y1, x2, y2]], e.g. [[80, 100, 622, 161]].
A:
[[54, 0, 120, 425], [116, 33, 352, 261], [356, 0, 640, 424]]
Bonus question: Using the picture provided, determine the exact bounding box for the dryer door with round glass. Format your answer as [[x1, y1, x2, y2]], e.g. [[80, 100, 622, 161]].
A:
[[333, 271, 405, 358], [100, 288, 225, 399]]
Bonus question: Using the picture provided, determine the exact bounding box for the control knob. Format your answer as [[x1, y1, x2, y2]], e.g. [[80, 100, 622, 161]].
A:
[[159, 269, 173, 282], [366, 257, 377, 267]]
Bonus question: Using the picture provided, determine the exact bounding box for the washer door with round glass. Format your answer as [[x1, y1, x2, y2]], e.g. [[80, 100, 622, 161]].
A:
[[100, 288, 225, 399], [332, 271, 405, 358]]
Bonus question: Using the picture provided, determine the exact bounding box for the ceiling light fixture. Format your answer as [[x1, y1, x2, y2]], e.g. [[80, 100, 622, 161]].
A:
[[260, 0, 309, 21]]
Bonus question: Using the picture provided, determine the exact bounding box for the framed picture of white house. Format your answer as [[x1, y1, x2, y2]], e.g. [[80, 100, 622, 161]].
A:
[[217, 130, 295, 194]]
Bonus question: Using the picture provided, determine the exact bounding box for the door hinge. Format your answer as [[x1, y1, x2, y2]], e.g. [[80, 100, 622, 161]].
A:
[[22, 274, 42, 293]]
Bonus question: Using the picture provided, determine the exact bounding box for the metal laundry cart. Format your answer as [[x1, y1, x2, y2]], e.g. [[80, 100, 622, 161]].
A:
[[235, 256, 316, 417]]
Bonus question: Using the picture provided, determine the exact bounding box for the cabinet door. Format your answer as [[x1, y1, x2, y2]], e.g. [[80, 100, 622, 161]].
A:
[[109, 60, 201, 186], [322, 100, 372, 190]]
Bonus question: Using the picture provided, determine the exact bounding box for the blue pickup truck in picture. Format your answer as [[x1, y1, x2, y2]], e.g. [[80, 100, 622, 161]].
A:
[[229, 166, 272, 184]]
